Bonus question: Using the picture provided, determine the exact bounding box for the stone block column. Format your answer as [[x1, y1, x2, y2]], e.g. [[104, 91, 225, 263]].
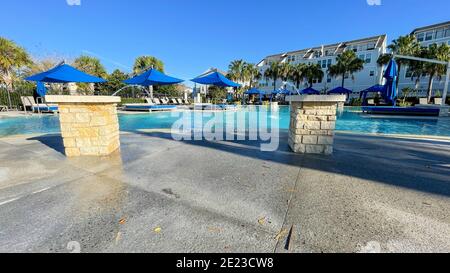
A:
[[45, 95, 121, 157], [286, 95, 346, 155]]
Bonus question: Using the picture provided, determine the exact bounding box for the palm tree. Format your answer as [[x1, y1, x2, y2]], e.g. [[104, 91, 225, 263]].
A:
[[279, 62, 292, 89], [228, 59, 246, 84], [328, 50, 364, 88], [73, 55, 107, 95], [132, 56, 164, 98], [377, 35, 421, 87], [264, 61, 282, 92], [133, 56, 164, 74], [289, 63, 307, 90], [73, 55, 107, 77], [303, 63, 324, 88], [244, 63, 261, 89], [0, 37, 32, 108], [415, 44, 450, 103]]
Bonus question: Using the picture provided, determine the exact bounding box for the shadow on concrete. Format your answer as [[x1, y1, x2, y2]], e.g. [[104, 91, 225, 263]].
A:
[[27, 134, 66, 156], [132, 129, 450, 198]]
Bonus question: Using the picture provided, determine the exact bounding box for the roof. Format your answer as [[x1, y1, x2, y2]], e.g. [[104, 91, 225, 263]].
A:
[[411, 21, 450, 34], [261, 34, 386, 62]]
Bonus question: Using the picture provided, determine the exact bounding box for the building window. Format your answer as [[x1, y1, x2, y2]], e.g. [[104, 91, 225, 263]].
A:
[[327, 59, 332, 68], [359, 54, 365, 61], [405, 68, 412, 78], [425, 31, 433, 41], [327, 76, 332, 83], [435, 29, 444, 39], [367, 43, 376, 50], [369, 71, 375, 77], [322, 60, 327, 68], [365, 53, 372, 64], [416, 33, 425, 42], [445, 28, 450, 37]]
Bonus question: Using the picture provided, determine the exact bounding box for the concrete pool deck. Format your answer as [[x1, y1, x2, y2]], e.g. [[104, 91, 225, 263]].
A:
[[0, 130, 449, 253]]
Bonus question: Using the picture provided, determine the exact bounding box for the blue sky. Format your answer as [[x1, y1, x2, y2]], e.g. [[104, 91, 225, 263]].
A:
[[1, 0, 449, 83]]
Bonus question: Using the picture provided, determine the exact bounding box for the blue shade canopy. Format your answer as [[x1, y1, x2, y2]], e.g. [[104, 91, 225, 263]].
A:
[[245, 88, 265, 95], [36, 82, 47, 97], [363, 84, 387, 93], [191, 72, 241, 87], [26, 64, 106, 83], [301, 87, 320, 95], [328, 86, 352, 94], [124, 69, 184, 86]]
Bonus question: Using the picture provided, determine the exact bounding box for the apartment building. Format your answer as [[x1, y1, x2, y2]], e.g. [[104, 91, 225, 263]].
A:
[[256, 21, 450, 96], [256, 35, 387, 94], [399, 21, 450, 96]]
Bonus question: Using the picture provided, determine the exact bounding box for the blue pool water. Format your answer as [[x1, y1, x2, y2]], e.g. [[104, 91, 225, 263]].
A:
[[1, 106, 450, 137]]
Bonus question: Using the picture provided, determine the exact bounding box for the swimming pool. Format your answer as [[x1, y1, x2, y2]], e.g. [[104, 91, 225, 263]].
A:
[[1, 106, 449, 137]]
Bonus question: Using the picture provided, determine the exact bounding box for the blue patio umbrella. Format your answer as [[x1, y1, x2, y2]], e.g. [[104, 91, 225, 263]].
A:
[[124, 69, 184, 86], [328, 86, 352, 95], [245, 88, 265, 103], [26, 63, 106, 83], [36, 82, 47, 97], [383, 59, 398, 105], [301, 87, 320, 95], [191, 71, 241, 88]]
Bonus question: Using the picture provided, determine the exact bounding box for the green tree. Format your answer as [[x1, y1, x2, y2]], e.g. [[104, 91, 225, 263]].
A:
[[377, 35, 421, 87], [99, 69, 128, 95], [264, 61, 282, 92], [133, 56, 164, 74], [279, 62, 292, 88], [73, 55, 107, 94], [289, 63, 307, 89], [303, 63, 324, 88], [415, 44, 450, 103], [208, 85, 227, 102], [0, 37, 33, 108], [328, 50, 364, 88], [228, 59, 246, 84], [243, 63, 261, 89]]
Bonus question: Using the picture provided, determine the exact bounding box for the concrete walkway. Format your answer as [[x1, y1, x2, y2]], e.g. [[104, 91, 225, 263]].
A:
[[0, 131, 449, 253]]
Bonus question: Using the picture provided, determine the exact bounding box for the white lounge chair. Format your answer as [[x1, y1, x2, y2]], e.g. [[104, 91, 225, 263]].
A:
[[21, 96, 58, 113], [153, 98, 162, 104], [434, 98, 442, 105], [171, 98, 179, 105], [0, 105, 7, 112], [123, 98, 176, 112], [177, 98, 184, 105]]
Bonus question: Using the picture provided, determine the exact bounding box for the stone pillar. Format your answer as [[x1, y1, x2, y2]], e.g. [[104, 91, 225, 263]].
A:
[[45, 95, 121, 157], [287, 95, 346, 155]]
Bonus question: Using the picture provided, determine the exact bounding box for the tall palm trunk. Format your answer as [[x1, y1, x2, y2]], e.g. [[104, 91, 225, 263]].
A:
[[5, 71, 13, 109], [396, 63, 402, 88], [341, 73, 345, 88], [427, 72, 435, 103]]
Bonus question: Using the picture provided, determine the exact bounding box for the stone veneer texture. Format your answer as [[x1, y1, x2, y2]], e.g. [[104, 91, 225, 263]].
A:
[[288, 101, 338, 155], [58, 103, 120, 157]]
